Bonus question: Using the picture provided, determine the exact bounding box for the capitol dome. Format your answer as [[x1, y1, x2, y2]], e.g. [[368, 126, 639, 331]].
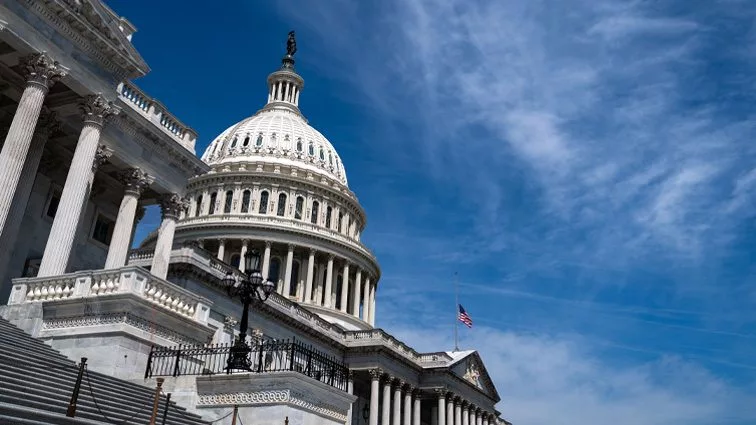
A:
[[141, 37, 380, 331]]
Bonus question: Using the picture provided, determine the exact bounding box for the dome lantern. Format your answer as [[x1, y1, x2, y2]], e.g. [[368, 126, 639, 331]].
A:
[[264, 31, 304, 116]]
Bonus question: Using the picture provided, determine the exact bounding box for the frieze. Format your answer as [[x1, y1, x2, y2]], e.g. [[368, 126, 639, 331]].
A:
[[196, 389, 347, 421], [41, 312, 202, 345]]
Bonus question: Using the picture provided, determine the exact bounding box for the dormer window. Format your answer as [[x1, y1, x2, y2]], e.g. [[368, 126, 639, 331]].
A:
[[297, 138, 303, 152], [256, 133, 263, 146], [328, 153, 333, 165], [319, 147, 325, 161], [230, 137, 238, 148], [243, 135, 250, 146], [308, 143, 314, 156]]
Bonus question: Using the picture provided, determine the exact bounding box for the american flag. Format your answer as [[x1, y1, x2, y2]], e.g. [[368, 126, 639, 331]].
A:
[[458, 304, 473, 328]]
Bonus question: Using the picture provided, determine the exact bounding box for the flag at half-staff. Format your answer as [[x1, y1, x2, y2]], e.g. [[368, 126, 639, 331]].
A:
[[457, 304, 473, 328]]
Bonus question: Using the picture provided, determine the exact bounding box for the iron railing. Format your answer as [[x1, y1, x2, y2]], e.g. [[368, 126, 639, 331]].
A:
[[144, 339, 350, 391]]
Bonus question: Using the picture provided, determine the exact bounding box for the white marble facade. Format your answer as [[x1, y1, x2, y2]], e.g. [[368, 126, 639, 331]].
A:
[[0, 1, 508, 425]]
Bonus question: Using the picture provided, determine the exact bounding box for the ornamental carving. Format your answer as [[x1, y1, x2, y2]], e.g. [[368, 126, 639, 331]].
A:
[[160, 193, 188, 220], [80, 94, 121, 126], [119, 167, 152, 196], [369, 368, 383, 380], [92, 144, 113, 172], [42, 312, 201, 345], [463, 360, 483, 390], [196, 390, 346, 421], [23, 52, 67, 90]]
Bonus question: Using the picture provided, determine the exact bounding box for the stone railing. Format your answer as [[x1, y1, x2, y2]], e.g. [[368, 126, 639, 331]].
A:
[[8, 266, 211, 324], [176, 214, 377, 262], [117, 81, 198, 153], [343, 329, 452, 367]]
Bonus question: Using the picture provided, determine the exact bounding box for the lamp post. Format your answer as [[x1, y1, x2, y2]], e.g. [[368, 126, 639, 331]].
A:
[[221, 248, 276, 371]]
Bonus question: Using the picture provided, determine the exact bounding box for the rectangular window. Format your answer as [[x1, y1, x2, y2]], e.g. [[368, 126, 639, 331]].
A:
[[91, 214, 115, 246]]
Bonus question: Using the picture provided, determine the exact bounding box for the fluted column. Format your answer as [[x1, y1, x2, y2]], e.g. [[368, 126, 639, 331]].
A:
[[0, 53, 66, 233], [352, 269, 362, 318], [393, 380, 403, 425], [0, 109, 57, 275], [403, 385, 412, 425], [305, 249, 315, 303], [324, 255, 334, 307], [340, 262, 350, 312], [381, 376, 392, 425], [413, 390, 421, 425], [283, 244, 294, 296], [39, 94, 119, 277], [150, 194, 186, 279], [217, 239, 226, 261], [104, 168, 152, 269], [369, 282, 377, 326], [454, 399, 462, 425], [262, 241, 271, 278], [437, 391, 447, 425], [239, 239, 249, 272], [475, 410, 481, 425], [462, 403, 469, 425], [369, 369, 381, 425], [363, 276, 371, 321], [446, 395, 454, 425]]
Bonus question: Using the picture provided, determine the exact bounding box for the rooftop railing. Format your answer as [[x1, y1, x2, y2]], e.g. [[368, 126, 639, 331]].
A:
[[144, 338, 350, 391]]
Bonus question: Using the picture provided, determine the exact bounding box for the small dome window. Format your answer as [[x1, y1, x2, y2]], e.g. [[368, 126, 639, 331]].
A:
[[271, 133, 277, 147], [243, 135, 250, 146], [230, 137, 238, 148], [296, 138, 303, 152], [319, 147, 325, 161], [328, 152, 333, 165], [284, 134, 290, 142], [256, 133, 263, 146], [308, 142, 314, 156]]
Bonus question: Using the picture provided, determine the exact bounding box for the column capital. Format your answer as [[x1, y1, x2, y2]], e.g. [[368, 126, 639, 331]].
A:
[[394, 378, 406, 388], [348, 370, 355, 380], [22, 52, 67, 90], [462, 400, 470, 409], [434, 388, 447, 399], [92, 144, 113, 172], [309, 248, 316, 256], [80, 93, 120, 127], [454, 396, 462, 405], [368, 368, 383, 380], [287, 243, 295, 252], [404, 383, 415, 392], [327, 253, 335, 261], [241, 238, 250, 246], [159, 193, 188, 220], [264, 240, 272, 248], [119, 167, 153, 196], [218, 238, 226, 244]]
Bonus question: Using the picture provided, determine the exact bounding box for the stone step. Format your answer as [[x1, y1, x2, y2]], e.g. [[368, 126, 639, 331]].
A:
[[0, 333, 75, 362], [0, 401, 108, 425]]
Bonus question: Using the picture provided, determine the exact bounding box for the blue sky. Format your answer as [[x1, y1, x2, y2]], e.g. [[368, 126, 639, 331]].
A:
[[116, 0, 756, 423]]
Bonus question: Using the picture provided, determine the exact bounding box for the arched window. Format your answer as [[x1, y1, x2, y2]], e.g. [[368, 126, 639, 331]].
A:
[[230, 137, 238, 148], [311, 201, 319, 224], [256, 133, 263, 147], [243, 135, 250, 146], [319, 147, 325, 161], [329, 153, 333, 165], [269, 258, 281, 285], [277, 193, 287, 216], [289, 261, 300, 297], [338, 212, 343, 231], [296, 138, 303, 152], [295, 196, 304, 220], [195, 195, 203, 217], [258, 190, 269, 214], [325, 206, 332, 228], [224, 190, 233, 213], [230, 254, 240, 268], [241, 190, 251, 213], [308, 143, 314, 156], [209, 192, 217, 215]]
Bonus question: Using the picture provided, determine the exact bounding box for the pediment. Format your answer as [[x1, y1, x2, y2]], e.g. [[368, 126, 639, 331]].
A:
[[450, 351, 500, 401]]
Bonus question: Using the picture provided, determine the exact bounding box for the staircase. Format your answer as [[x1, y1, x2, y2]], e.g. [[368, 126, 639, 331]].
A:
[[0, 316, 210, 425]]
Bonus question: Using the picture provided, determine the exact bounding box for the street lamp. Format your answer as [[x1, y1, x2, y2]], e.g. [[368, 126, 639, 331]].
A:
[[221, 248, 276, 371]]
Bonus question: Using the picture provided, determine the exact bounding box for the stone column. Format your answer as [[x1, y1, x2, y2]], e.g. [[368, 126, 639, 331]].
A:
[[0, 109, 58, 275], [262, 241, 271, 278], [462, 403, 469, 425], [0, 53, 66, 234], [283, 244, 294, 296], [437, 391, 447, 425], [217, 239, 226, 261], [352, 268, 362, 318], [403, 385, 412, 425], [446, 395, 454, 425], [369, 282, 377, 326], [475, 410, 481, 425], [340, 262, 350, 312], [324, 255, 334, 307], [369, 369, 381, 425], [363, 276, 371, 321], [454, 399, 462, 425], [150, 194, 186, 280], [413, 390, 421, 425], [381, 376, 392, 425], [393, 381, 403, 425], [239, 239, 249, 272], [304, 249, 315, 303], [104, 168, 152, 269], [38, 94, 119, 277]]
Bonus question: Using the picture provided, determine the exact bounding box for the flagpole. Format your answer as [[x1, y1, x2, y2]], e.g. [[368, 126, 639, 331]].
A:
[[454, 271, 459, 352]]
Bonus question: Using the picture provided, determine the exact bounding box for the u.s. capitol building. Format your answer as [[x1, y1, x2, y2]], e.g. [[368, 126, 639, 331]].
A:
[[0, 1, 508, 425]]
